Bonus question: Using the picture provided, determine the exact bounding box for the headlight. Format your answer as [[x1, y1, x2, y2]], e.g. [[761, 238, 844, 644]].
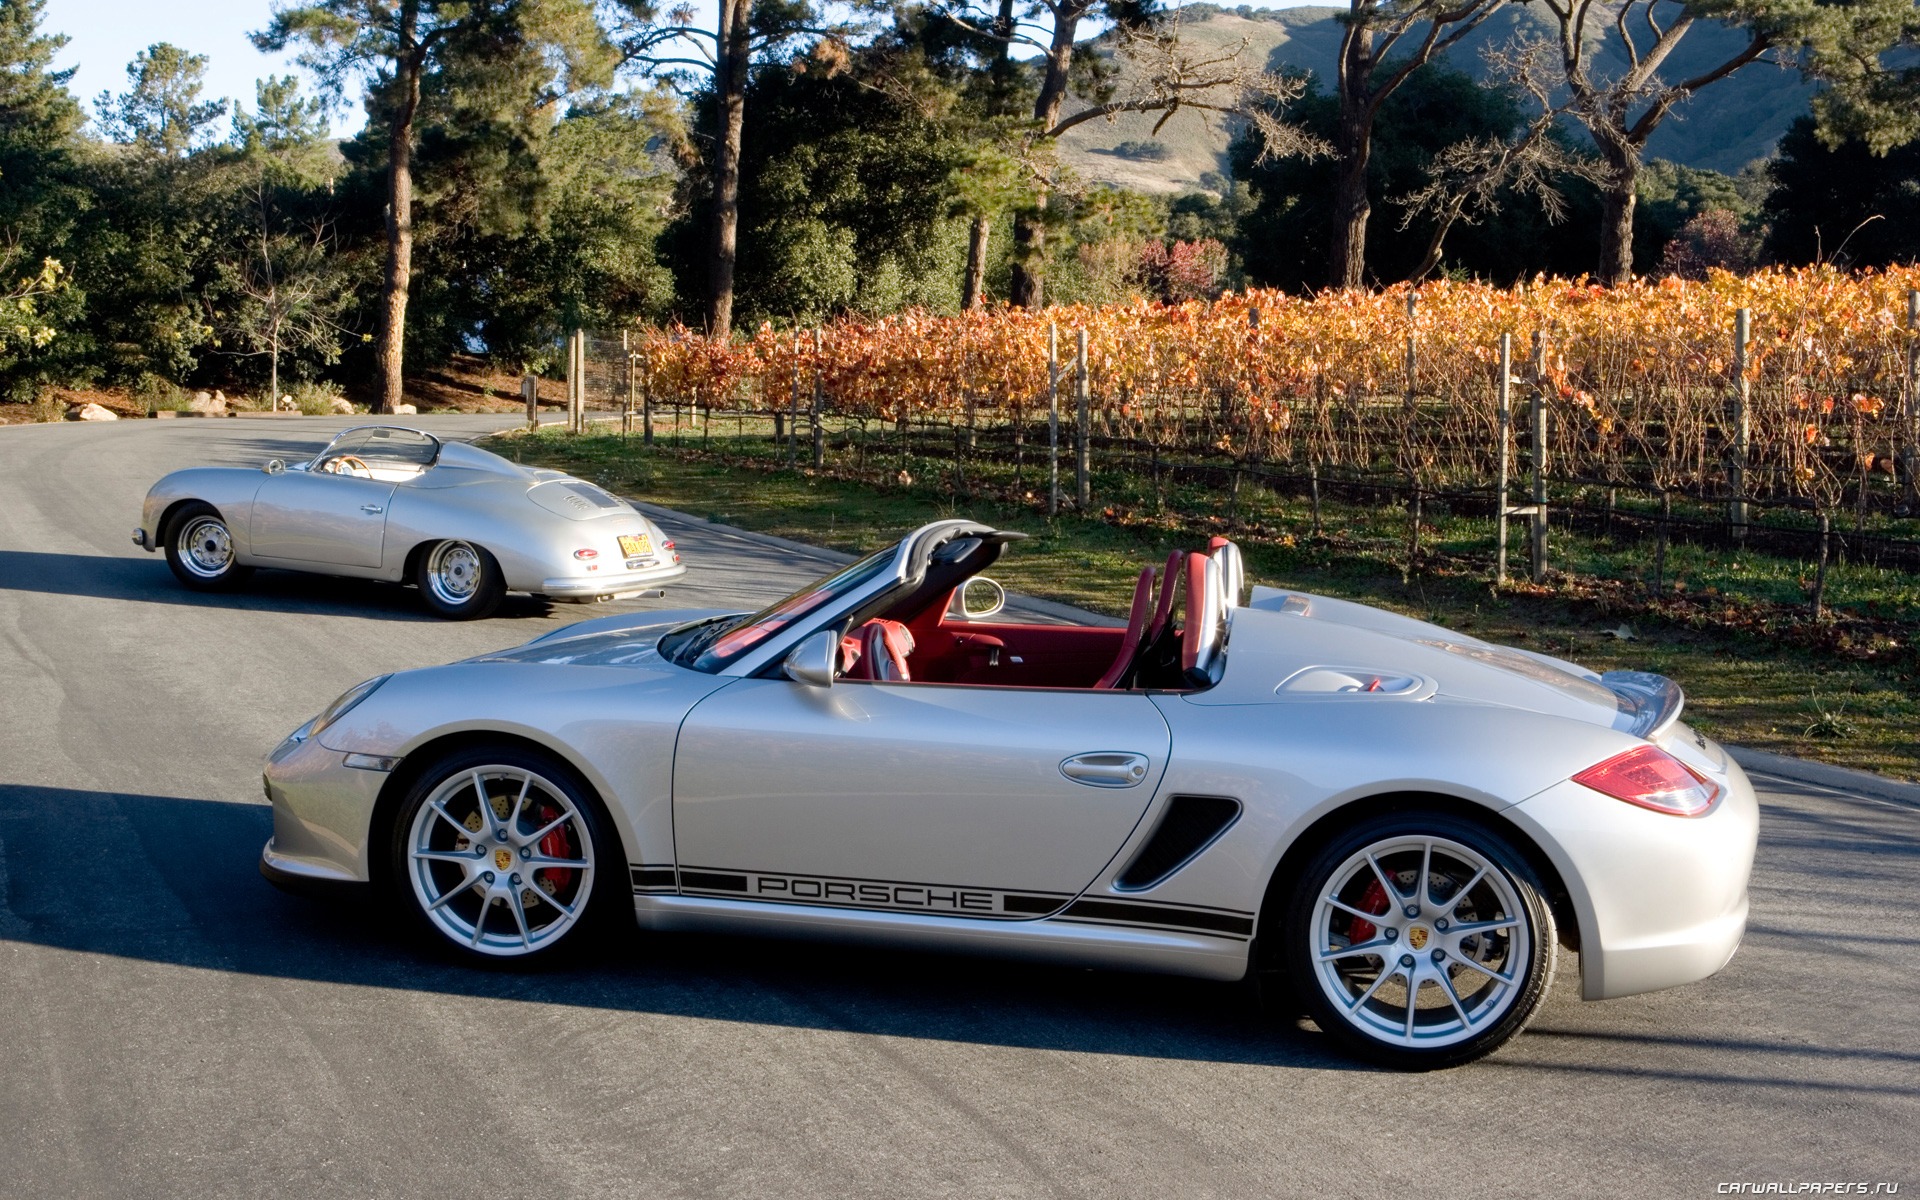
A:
[[308, 674, 391, 739]]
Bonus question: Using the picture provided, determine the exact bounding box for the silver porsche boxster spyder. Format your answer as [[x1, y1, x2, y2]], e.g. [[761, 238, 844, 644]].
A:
[[261, 519, 1757, 1068], [134, 425, 685, 618]]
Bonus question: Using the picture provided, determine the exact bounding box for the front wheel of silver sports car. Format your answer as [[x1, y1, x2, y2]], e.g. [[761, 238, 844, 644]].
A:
[[389, 747, 622, 962], [1278, 811, 1557, 1070], [414, 539, 505, 620], [164, 502, 254, 591]]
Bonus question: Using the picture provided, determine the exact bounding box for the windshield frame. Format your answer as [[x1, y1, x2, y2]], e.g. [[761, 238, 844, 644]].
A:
[[307, 425, 443, 472], [664, 519, 999, 679]]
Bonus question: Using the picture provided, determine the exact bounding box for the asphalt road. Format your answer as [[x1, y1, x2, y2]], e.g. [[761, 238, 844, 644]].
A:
[[0, 415, 1913, 1198]]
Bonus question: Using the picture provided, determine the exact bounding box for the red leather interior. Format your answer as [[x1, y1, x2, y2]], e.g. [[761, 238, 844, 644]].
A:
[[853, 619, 914, 681], [1093, 567, 1157, 689], [1146, 549, 1185, 644], [1180, 553, 1208, 675]]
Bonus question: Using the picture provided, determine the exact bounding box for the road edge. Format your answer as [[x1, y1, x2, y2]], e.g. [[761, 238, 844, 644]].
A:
[[1725, 746, 1920, 805]]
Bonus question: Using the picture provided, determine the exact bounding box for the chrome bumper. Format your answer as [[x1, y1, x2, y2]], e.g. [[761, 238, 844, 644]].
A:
[[539, 560, 687, 600], [131, 527, 148, 549]]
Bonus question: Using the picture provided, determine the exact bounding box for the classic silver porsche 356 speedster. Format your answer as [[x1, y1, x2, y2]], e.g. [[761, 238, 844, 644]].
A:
[[134, 425, 684, 618], [261, 519, 1756, 1068]]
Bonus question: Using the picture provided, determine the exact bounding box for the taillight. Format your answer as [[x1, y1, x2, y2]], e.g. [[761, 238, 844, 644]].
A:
[[573, 548, 599, 560], [1572, 745, 1721, 817]]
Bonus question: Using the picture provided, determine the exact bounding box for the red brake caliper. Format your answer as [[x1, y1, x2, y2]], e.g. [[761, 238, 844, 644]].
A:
[[536, 804, 575, 893], [1348, 879, 1391, 943]]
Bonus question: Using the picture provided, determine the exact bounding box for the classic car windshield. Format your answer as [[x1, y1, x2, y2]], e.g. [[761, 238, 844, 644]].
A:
[[313, 426, 440, 472], [662, 546, 897, 673]]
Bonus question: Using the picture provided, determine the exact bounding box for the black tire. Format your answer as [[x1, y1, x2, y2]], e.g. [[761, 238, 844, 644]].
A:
[[1274, 810, 1556, 1070], [163, 501, 254, 591], [414, 539, 505, 620], [388, 744, 627, 964]]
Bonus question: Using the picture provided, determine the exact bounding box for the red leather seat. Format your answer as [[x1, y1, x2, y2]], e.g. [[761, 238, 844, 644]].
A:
[[854, 618, 915, 682], [1093, 567, 1157, 690], [1145, 549, 1185, 645]]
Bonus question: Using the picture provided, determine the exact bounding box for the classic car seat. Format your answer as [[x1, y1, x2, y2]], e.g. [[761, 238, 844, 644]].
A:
[[1093, 567, 1157, 690]]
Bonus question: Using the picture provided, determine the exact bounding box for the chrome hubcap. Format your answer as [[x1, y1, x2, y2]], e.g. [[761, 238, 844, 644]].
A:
[[426, 541, 481, 605], [407, 766, 594, 956], [177, 516, 233, 578], [1310, 835, 1530, 1049]]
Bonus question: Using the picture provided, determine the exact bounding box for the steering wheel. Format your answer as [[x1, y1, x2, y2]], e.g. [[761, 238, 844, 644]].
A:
[[323, 454, 372, 477]]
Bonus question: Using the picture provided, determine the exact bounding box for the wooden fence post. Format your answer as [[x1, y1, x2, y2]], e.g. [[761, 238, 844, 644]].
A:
[[787, 334, 799, 469], [1404, 291, 1420, 571], [1495, 332, 1512, 586], [1530, 331, 1549, 583], [1905, 289, 1919, 508], [1048, 323, 1060, 518], [1075, 327, 1091, 511], [521, 372, 538, 430], [622, 330, 634, 440], [811, 329, 825, 470], [1730, 307, 1751, 543]]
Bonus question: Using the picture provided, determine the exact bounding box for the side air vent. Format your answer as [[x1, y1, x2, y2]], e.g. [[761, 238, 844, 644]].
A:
[[1114, 795, 1242, 891]]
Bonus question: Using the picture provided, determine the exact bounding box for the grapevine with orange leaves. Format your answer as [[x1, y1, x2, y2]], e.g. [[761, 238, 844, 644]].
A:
[[622, 266, 1920, 521]]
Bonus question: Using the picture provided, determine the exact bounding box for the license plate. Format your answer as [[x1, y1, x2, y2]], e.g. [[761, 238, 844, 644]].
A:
[[617, 534, 652, 558]]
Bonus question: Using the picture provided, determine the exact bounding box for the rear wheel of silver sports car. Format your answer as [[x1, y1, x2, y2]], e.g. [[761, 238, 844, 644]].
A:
[[415, 539, 505, 620], [1279, 811, 1556, 1070], [164, 502, 254, 591], [390, 747, 621, 961]]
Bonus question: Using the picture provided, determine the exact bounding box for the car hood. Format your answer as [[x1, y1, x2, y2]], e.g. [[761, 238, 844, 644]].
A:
[[1206, 587, 1683, 739], [474, 609, 738, 668]]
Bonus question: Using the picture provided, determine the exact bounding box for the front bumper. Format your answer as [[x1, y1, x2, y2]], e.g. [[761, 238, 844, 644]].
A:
[[131, 526, 149, 550], [1508, 751, 1759, 1001], [539, 559, 687, 600], [260, 730, 394, 885]]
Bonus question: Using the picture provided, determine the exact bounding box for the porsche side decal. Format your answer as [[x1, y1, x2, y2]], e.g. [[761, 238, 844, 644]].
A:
[[629, 865, 677, 893], [664, 866, 1255, 938], [673, 865, 1070, 919]]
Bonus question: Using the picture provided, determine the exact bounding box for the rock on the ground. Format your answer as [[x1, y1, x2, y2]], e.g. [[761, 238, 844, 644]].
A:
[[188, 391, 226, 414], [391, 403, 417, 415], [276, 395, 297, 411], [328, 397, 355, 414], [71, 403, 118, 421]]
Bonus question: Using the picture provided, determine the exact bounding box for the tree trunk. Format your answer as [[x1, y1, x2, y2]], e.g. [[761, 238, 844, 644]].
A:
[[1596, 145, 1639, 286], [1327, 99, 1372, 290], [376, 28, 423, 416], [708, 0, 751, 341], [1010, 206, 1045, 309], [1010, 8, 1084, 310], [962, 214, 990, 310]]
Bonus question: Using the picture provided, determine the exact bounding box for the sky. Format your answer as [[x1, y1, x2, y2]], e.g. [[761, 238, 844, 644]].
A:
[[46, 0, 1320, 142]]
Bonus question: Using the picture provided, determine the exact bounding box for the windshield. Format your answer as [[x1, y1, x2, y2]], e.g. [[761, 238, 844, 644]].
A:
[[662, 546, 898, 673], [312, 426, 440, 472]]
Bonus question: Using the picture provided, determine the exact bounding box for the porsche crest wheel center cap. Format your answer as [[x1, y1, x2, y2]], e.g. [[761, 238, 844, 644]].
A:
[[1407, 925, 1431, 951], [494, 848, 513, 872]]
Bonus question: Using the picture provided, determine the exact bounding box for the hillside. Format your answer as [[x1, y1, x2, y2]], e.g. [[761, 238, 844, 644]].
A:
[[1055, 4, 1816, 194]]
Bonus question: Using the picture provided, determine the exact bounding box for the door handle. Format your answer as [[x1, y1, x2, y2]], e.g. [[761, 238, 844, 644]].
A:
[[1060, 752, 1151, 788], [361, 505, 384, 514]]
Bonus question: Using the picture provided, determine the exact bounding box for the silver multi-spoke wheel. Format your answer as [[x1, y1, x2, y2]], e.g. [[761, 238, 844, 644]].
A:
[[176, 514, 234, 579], [1280, 813, 1555, 1068], [1310, 836, 1530, 1050], [425, 540, 482, 606], [405, 764, 596, 957]]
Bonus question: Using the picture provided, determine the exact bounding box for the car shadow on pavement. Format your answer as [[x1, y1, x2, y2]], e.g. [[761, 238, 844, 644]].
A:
[[0, 550, 556, 621], [0, 784, 1366, 1072]]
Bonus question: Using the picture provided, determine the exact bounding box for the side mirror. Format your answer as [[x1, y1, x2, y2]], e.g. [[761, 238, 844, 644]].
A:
[[263, 458, 285, 475], [783, 629, 839, 688], [956, 576, 1006, 620]]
